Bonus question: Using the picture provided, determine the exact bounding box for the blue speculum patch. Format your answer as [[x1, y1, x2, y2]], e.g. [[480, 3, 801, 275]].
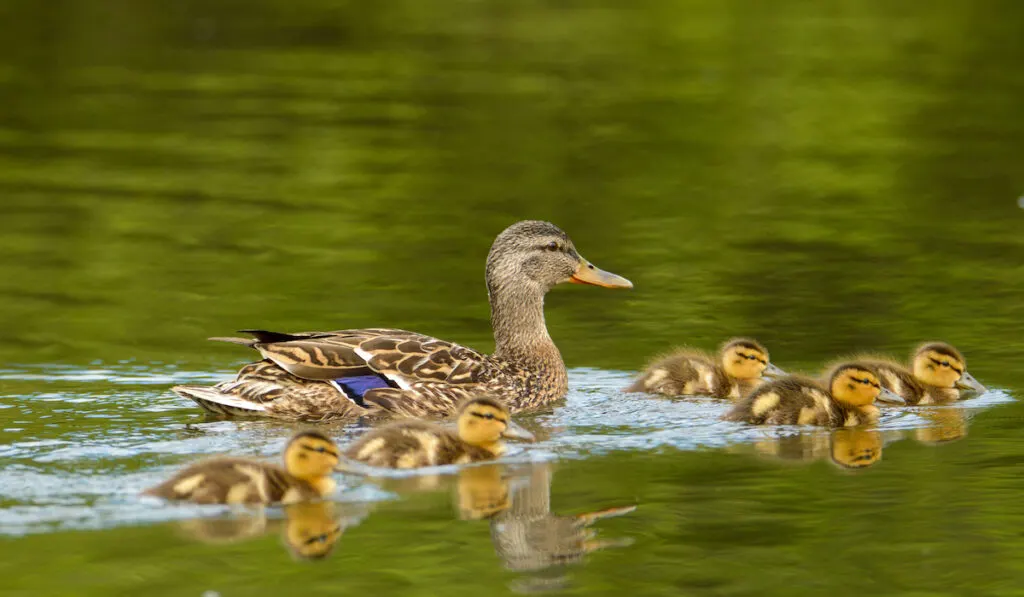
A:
[[335, 374, 393, 403]]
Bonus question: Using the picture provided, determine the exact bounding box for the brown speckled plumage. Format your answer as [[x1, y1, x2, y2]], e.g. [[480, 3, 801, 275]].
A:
[[172, 221, 630, 421]]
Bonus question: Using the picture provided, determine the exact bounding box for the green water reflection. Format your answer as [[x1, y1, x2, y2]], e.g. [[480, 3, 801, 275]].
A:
[[1, 0, 1023, 595]]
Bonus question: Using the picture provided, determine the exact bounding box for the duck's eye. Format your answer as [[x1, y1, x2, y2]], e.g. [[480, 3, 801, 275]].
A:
[[942, 361, 950, 367], [316, 446, 326, 453], [545, 241, 559, 252]]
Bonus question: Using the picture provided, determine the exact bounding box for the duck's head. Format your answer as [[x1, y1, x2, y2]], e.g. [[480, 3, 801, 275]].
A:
[[719, 338, 785, 381], [456, 396, 536, 456], [284, 431, 341, 482], [829, 364, 904, 407], [485, 220, 632, 294], [911, 342, 987, 394]]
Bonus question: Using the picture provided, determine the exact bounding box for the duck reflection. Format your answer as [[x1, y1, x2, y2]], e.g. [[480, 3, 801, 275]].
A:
[[487, 463, 636, 589], [175, 500, 372, 560], [913, 407, 968, 444], [750, 429, 886, 469]]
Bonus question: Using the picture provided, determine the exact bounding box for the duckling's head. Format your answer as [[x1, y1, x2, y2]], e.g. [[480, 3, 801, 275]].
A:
[[829, 364, 898, 407], [456, 396, 535, 455], [911, 342, 987, 394], [719, 338, 784, 381], [486, 220, 632, 295], [284, 431, 341, 482]]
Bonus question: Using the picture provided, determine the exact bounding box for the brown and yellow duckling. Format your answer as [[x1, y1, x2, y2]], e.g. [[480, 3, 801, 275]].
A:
[[143, 431, 339, 505], [626, 338, 785, 398], [723, 363, 904, 427], [855, 342, 987, 405], [340, 396, 535, 470]]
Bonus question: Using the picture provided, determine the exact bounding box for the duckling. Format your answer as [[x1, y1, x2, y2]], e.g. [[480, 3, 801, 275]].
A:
[[723, 363, 904, 427], [143, 431, 339, 504], [339, 396, 535, 470], [625, 338, 785, 398], [855, 342, 987, 405]]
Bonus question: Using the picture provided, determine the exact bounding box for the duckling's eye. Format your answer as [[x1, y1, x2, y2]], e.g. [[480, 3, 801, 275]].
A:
[[316, 446, 326, 453], [942, 361, 950, 367], [485, 413, 495, 420]]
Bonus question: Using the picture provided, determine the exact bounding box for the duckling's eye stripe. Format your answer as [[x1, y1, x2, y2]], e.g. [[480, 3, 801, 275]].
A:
[[299, 443, 339, 457], [929, 357, 955, 369]]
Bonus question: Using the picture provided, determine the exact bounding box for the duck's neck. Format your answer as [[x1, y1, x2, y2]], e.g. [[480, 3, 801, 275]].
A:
[[489, 281, 562, 369]]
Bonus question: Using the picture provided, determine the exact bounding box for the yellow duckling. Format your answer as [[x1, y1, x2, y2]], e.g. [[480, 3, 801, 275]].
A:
[[723, 363, 904, 427], [143, 431, 339, 504], [340, 396, 535, 469], [625, 338, 785, 398], [855, 342, 987, 405]]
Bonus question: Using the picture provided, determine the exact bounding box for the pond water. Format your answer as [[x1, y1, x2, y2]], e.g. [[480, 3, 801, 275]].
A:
[[2, 1, 1024, 595]]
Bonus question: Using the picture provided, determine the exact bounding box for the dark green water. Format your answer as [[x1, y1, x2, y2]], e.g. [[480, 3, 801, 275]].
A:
[[2, 1, 1024, 595]]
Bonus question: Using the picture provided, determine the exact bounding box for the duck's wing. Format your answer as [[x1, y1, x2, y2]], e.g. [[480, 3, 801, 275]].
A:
[[174, 360, 371, 421], [221, 328, 489, 389]]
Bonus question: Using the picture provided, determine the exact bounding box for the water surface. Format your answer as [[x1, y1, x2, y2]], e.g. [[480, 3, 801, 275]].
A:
[[2, 1, 1024, 595]]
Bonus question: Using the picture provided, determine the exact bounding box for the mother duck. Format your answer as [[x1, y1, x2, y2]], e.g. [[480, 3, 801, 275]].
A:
[[173, 221, 632, 421]]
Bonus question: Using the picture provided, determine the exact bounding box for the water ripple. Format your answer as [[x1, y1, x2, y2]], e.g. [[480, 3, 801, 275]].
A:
[[0, 363, 1015, 536]]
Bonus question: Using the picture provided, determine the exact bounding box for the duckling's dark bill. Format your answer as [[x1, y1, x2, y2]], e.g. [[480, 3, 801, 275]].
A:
[[955, 371, 987, 394], [877, 387, 906, 405], [501, 422, 537, 442], [570, 259, 633, 289], [762, 363, 787, 379]]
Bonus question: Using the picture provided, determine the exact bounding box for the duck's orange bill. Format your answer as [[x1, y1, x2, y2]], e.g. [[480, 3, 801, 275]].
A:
[[570, 259, 633, 289]]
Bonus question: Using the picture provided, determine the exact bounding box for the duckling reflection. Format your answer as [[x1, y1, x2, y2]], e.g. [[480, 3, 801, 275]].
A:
[[751, 431, 832, 463], [829, 429, 883, 469], [174, 501, 372, 561], [745, 429, 885, 470], [913, 408, 968, 444], [488, 464, 636, 576], [456, 464, 511, 520]]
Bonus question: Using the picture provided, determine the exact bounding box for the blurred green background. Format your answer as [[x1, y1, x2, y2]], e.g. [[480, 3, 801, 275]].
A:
[[1, 0, 1023, 595]]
